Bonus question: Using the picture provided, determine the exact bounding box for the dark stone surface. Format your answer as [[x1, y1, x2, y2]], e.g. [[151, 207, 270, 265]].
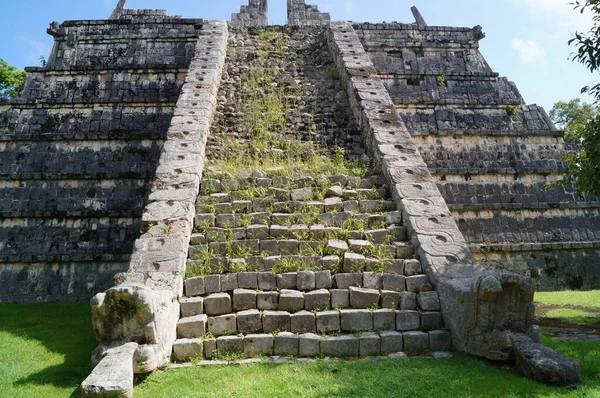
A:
[[514, 342, 580, 386]]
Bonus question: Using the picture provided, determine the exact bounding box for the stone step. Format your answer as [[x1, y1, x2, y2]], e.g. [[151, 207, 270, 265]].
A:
[[191, 223, 407, 244], [188, 239, 414, 260], [197, 186, 389, 204], [186, 245, 417, 274], [193, 211, 402, 232], [177, 307, 444, 340], [182, 273, 434, 309], [195, 198, 397, 215], [172, 329, 452, 361], [200, 172, 387, 193]]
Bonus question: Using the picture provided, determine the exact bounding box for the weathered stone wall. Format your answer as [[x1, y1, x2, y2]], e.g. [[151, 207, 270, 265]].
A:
[[287, 0, 330, 26], [231, 0, 268, 28], [355, 23, 600, 291], [0, 13, 203, 302], [327, 21, 535, 361]]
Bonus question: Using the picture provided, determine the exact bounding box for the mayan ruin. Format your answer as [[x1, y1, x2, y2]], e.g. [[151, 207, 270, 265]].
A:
[[0, 0, 595, 396]]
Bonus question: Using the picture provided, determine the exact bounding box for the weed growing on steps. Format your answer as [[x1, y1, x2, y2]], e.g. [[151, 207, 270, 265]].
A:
[[208, 30, 370, 178]]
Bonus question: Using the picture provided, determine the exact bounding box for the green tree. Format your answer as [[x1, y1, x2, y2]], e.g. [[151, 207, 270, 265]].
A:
[[550, 99, 600, 198], [0, 58, 26, 100]]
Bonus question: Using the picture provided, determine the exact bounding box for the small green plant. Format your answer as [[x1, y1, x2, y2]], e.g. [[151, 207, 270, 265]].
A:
[[506, 104, 522, 116], [273, 257, 305, 274], [200, 203, 216, 214], [367, 303, 379, 312], [436, 74, 446, 87], [333, 147, 346, 169], [328, 68, 340, 81]]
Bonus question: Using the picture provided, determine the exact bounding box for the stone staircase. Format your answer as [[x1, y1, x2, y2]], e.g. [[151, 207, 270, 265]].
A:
[[170, 27, 451, 361], [173, 168, 451, 360]]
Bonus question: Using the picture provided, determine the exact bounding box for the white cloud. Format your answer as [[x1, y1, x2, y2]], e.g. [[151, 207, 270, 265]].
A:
[[17, 37, 51, 65], [513, 0, 593, 31], [512, 38, 546, 65]]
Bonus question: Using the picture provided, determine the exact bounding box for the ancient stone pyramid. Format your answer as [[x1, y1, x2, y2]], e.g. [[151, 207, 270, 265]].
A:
[[0, 1, 585, 395]]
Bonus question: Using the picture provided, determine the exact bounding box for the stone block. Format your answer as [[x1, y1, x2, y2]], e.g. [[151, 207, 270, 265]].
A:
[[258, 272, 277, 290], [185, 276, 205, 297], [396, 310, 420, 331], [291, 311, 316, 334], [417, 291, 441, 311], [514, 342, 581, 386], [380, 290, 400, 310], [399, 292, 417, 310], [274, 332, 299, 356], [204, 275, 221, 293], [257, 291, 279, 310], [405, 275, 429, 293], [299, 333, 321, 357], [232, 289, 257, 312], [280, 240, 299, 255], [277, 273, 297, 289], [278, 290, 305, 312], [316, 310, 340, 333], [263, 310, 291, 333], [429, 330, 453, 351], [340, 309, 373, 332], [334, 273, 362, 289], [403, 331, 429, 354], [261, 241, 279, 256], [382, 273, 406, 292], [297, 271, 316, 291], [204, 338, 217, 359], [304, 289, 330, 311], [380, 330, 403, 354], [363, 272, 383, 289], [244, 334, 274, 357], [349, 286, 380, 308], [344, 252, 366, 272], [421, 312, 443, 331], [373, 309, 396, 331], [177, 314, 207, 338], [395, 243, 414, 259], [315, 270, 332, 289], [331, 289, 349, 308], [291, 187, 313, 201], [321, 335, 359, 357], [180, 297, 204, 317], [217, 336, 244, 355], [359, 332, 381, 357], [237, 309, 262, 334], [383, 259, 404, 275], [238, 272, 258, 289], [320, 255, 340, 271], [172, 338, 203, 362], [403, 259, 422, 276], [204, 293, 232, 316], [326, 239, 349, 254], [221, 273, 239, 292], [208, 314, 237, 336]]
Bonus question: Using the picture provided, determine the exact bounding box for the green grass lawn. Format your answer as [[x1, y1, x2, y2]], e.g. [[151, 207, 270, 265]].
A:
[[0, 303, 97, 398], [535, 290, 600, 308], [134, 335, 600, 398], [1, 292, 599, 398]]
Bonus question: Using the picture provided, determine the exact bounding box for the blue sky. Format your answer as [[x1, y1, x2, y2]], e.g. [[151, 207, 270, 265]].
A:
[[0, 0, 596, 110]]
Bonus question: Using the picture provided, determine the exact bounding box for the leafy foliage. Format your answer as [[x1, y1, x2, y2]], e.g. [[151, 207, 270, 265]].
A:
[[0, 58, 26, 99], [550, 99, 600, 198]]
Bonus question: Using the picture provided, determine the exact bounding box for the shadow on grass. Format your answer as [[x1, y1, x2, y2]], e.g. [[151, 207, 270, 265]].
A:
[[0, 303, 97, 397], [135, 342, 600, 398]]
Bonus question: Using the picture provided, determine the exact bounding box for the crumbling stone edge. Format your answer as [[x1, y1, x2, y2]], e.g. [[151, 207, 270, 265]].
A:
[[325, 21, 580, 386], [80, 21, 229, 397]]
